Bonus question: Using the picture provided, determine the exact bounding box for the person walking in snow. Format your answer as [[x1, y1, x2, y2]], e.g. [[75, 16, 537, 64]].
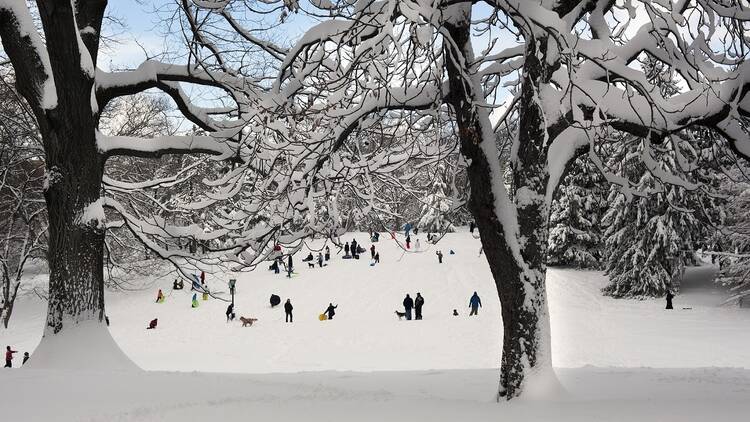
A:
[[22, 352, 29, 365], [344, 242, 350, 257], [370, 245, 376, 260], [666, 290, 674, 310], [403, 294, 414, 320], [415, 238, 421, 251], [325, 246, 331, 261], [469, 292, 482, 316], [469, 221, 476, 234], [318, 252, 324, 268], [324, 303, 338, 320], [226, 303, 235, 322], [191, 293, 199, 308], [414, 293, 425, 320], [156, 289, 164, 303], [284, 299, 294, 323], [200, 271, 206, 286], [287, 255, 294, 278], [5, 346, 17, 368], [404, 223, 412, 237], [436, 250, 443, 264], [351, 239, 358, 258], [374, 252, 380, 264], [405, 235, 411, 250]]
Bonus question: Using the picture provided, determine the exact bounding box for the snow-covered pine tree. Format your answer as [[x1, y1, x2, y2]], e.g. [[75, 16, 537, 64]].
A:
[[713, 146, 750, 306], [547, 156, 606, 268], [601, 133, 722, 297], [418, 163, 455, 233]]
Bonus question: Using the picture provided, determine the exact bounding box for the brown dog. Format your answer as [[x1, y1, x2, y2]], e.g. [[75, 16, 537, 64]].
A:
[[239, 316, 258, 327]]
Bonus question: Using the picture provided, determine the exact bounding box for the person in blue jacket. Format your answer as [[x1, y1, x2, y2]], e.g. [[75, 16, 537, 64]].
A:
[[469, 292, 482, 316]]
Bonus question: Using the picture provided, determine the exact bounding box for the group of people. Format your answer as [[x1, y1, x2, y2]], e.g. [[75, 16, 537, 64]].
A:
[[402, 293, 425, 320], [302, 246, 332, 268], [400, 291, 483, 320], [4, 346, 28, 368]]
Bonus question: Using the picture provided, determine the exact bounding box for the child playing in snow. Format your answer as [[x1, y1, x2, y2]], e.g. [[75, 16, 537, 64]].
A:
[[5, 346, 17, 368], [156, 289, 164, 303]]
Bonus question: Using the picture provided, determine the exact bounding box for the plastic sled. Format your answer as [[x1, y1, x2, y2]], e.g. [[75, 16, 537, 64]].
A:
[[319, 313, 327, 321]]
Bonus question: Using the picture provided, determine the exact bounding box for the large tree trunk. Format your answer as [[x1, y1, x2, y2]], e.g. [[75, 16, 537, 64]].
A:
[[34, 0, 107, 335], [444, 8, 557, 400]]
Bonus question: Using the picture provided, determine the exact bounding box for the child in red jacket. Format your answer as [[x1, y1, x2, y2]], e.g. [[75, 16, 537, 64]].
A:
[[5, 345, 17, 368]]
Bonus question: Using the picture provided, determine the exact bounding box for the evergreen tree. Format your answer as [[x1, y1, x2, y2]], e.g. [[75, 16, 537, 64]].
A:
[[418, 163, 455, 233], [547, 156, 607, 268], [601, 135, 722, 297]]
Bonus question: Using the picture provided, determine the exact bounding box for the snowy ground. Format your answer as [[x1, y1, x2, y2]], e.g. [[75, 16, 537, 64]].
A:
[[2, 231, 749, 421]]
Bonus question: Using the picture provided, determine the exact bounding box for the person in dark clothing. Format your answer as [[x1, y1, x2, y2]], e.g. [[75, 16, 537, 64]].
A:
[[22, 352, 29, 365], [453, 309, 459, 316], [325, 246, 331, 261], [105, 315, 110, 326], [303, 252, 314, 262], [666, 291, 674, 310], [405, 235, 411, 249], [286, 255, 293, 278], [351, 239, 358, 258], [270, 259, 280, 274], [325, 303, 338, 320], [414, 227, 419, 235], [374, 252, 380, 263], [370, 245, 376, 260], [226, 303, 235, 322], [414, 293, 425, 320], [469, 292, 482, 315], [469, 221, 476, 234], [344, 242, 350, 256], [5, 346, 17, 368], [147, 318, 158, 329], [318, 253, 324, 267], [403, 294, 414, 320], [284, 299, 293, 322], [436, 250, 443, 264], [270, 294, 281, 307]]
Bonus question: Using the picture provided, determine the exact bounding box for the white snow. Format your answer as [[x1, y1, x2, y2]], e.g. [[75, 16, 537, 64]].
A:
[[2, 231, 749, 420]]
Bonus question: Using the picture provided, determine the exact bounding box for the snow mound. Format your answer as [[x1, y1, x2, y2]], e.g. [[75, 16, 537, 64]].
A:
[[25, 320, 139, 372]]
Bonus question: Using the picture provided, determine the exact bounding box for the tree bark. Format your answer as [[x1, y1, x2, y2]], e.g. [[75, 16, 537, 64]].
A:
[[444, 10, 556, 400], [37, 0, 107, 334]]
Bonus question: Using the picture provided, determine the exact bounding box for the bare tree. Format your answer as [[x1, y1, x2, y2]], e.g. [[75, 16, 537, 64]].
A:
[[0, 70, 47, 328]]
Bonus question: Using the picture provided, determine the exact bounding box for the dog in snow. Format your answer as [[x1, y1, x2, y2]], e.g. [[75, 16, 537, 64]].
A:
[[307, 262, 316, 268], [239, 316, 258, 327], [394, 311, 406, 320]]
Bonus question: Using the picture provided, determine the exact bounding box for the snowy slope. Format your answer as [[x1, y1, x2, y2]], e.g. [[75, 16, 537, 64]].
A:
[[2, 230, 750, 421], [4, 231, 750, 373]]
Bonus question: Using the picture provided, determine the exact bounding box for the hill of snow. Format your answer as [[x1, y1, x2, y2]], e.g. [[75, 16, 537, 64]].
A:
[[2, 230, 749, 421]]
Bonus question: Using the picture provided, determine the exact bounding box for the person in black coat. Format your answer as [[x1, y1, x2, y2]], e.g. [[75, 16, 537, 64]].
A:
[[666, 290, 674, 310], [226, 303, 235, 322], [403, 294, 414, 320], [370, 244, 376, 260], [325, 303, 338, 320], [284, 299, 294, 322], [414, 293, 425, 320], [344, 242, 350, 256], [325, 246, 331, 261], [351, 239, 358, 258], [286, 255, 293, 278], [469, 221, 476, 234], [270, 294, 281, 307]]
